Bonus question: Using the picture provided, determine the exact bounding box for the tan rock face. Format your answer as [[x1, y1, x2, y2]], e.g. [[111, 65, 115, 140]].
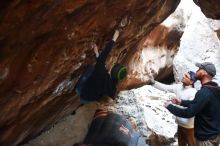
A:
[[0, 1, 181, 145], [118, 25, 182, 90], [193, 0, 220, 19]]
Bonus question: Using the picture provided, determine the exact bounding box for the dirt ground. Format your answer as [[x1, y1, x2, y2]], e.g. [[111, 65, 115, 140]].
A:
[[22, 102, 99, 146]]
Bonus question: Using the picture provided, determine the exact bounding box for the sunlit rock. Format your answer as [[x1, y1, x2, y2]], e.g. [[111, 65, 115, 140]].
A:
[[118, 0, 194, 90], [0, 1, 181, 145], [1, 0, 220, 145], [173, 5, 220, 85], [107, 85, 177, 146], [23, 85, 177, 146]]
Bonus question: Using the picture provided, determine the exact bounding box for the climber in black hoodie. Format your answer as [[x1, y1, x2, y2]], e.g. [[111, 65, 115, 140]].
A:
[[75, 30, 127, 103], [164, 62, 220, 146]]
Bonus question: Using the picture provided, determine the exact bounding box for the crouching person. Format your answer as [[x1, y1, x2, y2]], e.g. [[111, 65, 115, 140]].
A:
[[73, 109, 147, 146]]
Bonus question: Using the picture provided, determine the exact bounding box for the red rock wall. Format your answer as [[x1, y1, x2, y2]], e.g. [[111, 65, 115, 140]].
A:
[[0, 0, 181, 145]]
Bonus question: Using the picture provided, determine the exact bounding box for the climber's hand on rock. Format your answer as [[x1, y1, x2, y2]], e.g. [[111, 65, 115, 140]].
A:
[[91, 43, 99, 58], [112, 30, 120, 42]]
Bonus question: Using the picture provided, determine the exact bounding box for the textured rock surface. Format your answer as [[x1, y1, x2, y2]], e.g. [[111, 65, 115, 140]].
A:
[[173, 5, 220, 85], [108, 86, 177, 146], [1, 0, 220, 145], [22, 1, 220, 146], [118, 0, 196, 89], [119, 18, 182, 90], [193, 0, 220, 19], [0, 1, 181, 145], [23, 86, 177, 146]]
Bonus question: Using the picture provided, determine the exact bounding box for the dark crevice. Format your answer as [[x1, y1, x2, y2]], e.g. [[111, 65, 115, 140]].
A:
[[159, 71, 175, 84]]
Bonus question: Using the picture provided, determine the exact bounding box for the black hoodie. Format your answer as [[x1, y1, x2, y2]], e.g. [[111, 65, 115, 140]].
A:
[[80, 41, 116, 102], [167, 81, 220, 140]]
